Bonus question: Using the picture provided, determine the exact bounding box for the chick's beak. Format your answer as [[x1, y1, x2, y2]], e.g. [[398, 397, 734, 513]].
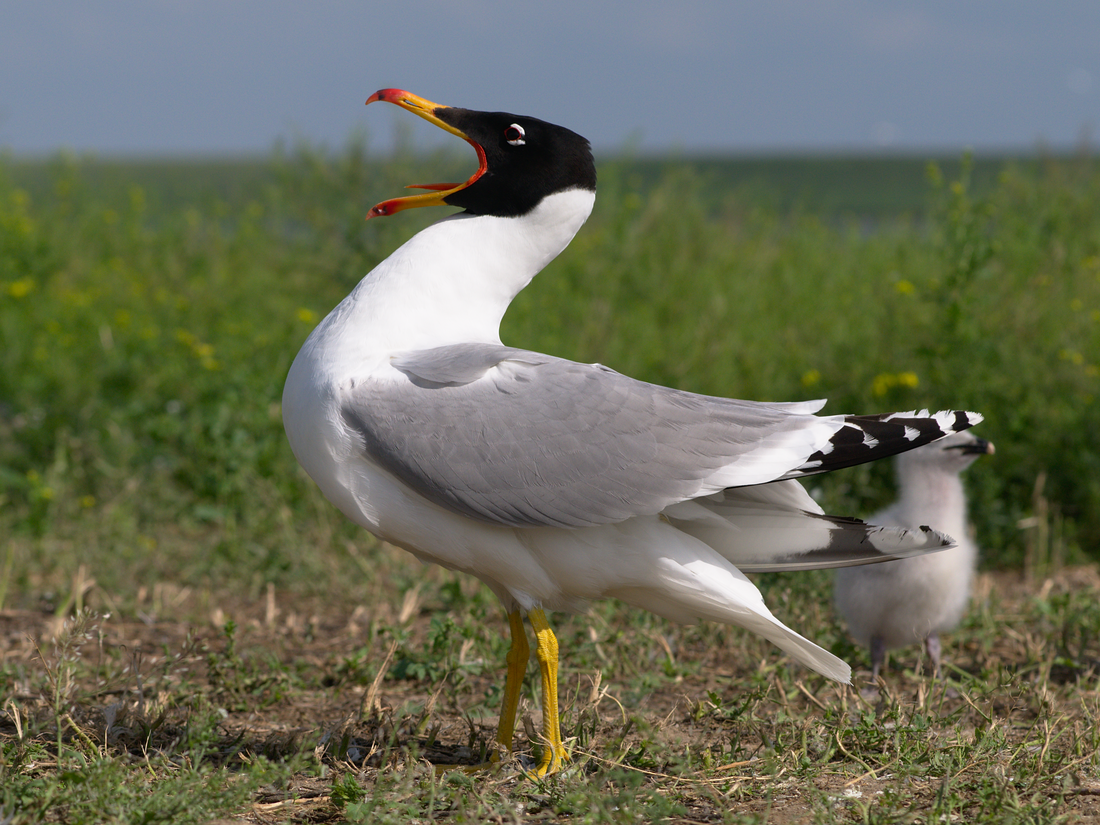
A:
[[364, 89, 488, 219]]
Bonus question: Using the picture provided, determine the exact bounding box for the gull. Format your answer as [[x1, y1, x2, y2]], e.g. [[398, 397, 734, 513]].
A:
[[834, 430, 995, 678], [282, 88, 982, 776]]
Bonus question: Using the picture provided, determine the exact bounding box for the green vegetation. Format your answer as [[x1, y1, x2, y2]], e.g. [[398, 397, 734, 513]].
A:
[[0, 145, 1098, 822]]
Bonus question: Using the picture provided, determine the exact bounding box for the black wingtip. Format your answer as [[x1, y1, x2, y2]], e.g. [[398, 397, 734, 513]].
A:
[[786, 409, 983, 479]]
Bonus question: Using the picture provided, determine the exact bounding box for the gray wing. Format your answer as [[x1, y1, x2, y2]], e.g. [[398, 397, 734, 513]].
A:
[[342, 344, 823, 528]]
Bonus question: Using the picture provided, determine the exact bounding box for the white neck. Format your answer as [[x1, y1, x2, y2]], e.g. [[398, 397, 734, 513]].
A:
[[305, 188, 595, 366], [896, 466, 968, 539]]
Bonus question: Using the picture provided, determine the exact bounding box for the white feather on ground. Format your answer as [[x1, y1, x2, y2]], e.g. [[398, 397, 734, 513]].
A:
[[834, 430, 994, 678]]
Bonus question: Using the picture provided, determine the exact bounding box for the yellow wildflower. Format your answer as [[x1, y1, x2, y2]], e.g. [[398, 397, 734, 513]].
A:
[[872, 371, 919, 397], [7, 278, 34, 298]]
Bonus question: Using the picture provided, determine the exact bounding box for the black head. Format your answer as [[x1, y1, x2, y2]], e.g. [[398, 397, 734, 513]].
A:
[[365, 89, 595, 219], [433, 107, 595, 217]]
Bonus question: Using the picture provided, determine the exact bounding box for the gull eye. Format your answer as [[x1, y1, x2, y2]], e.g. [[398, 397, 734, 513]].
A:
[[504, 123, 526, 146]]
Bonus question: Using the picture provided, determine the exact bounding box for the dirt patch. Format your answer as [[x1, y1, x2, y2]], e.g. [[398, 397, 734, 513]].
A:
[[3, 567, 1099, 823]]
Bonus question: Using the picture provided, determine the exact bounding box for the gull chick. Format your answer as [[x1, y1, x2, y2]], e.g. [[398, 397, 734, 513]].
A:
[[834, 430, 994, 678]]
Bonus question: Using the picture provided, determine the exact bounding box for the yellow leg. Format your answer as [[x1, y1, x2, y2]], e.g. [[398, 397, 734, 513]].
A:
[[493, 610, 529, 760], [528, 608, 568, 776]]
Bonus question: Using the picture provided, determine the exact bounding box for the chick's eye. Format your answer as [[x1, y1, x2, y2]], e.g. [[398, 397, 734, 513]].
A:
[[504, 123, 526, 146]]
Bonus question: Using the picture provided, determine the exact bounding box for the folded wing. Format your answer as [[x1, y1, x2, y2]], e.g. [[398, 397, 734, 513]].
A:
[[342, 343, 980, 530]]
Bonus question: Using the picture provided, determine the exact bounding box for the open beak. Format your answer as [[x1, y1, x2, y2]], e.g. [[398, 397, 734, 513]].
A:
[[364, 89, 488, 219]]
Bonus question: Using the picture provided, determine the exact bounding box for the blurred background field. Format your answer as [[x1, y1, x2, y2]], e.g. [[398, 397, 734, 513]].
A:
[[2, 146, 1097, 612]]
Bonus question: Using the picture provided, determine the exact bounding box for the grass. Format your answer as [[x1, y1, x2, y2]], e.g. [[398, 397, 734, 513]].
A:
[[0, 144, 1099, 822], [2, 566, 1099, 823]]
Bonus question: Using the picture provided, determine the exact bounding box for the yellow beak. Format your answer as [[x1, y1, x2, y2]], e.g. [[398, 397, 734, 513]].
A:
[[364, 89, 488, 219]]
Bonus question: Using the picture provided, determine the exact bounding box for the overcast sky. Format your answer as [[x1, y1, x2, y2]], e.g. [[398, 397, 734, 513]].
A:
[[2, 2, 1097, 157]]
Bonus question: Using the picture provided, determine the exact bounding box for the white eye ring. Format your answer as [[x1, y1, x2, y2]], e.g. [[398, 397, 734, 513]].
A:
[[505, 123, 526, 146]]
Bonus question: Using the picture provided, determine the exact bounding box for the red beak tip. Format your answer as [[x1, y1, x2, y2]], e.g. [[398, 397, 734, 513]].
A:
[[366, 88, 408, 107]]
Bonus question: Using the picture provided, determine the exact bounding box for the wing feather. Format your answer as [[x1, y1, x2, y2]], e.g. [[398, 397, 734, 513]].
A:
[[344, 344, 981, 529], [342, 344, 840, 527]]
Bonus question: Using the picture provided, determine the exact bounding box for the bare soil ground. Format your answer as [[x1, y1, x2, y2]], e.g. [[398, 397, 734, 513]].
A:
[[4, 567, 1100, 823]]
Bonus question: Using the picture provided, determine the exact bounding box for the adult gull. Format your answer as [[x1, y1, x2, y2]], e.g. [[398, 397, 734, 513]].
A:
[[282, 88, 982, 775]]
